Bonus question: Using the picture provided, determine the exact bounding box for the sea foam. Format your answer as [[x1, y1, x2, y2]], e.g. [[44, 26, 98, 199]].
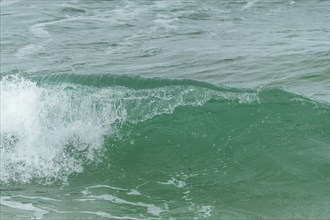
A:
[[0, 76, 125, 184]]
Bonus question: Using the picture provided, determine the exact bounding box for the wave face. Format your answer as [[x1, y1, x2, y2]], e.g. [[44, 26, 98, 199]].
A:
[[1, 75, 329, 219]]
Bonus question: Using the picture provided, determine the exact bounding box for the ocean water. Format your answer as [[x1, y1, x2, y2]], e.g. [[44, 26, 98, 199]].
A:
[[0, 0, 329, 219]]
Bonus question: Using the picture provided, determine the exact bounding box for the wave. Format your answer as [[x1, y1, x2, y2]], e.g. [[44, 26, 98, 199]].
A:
[[0, 74, 257, 184], [0, 74, 328, 185]]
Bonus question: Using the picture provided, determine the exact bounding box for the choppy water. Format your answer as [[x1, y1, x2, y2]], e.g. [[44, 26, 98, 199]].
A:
[[1, 0, 329, 219]]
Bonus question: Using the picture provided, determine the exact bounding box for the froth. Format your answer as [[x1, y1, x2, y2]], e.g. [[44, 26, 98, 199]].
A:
[[0, 196, 48, 220], [0, 76, 125, 184]]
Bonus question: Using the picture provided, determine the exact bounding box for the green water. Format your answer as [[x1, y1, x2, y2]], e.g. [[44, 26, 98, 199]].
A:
[[1, 0, 329, 219]]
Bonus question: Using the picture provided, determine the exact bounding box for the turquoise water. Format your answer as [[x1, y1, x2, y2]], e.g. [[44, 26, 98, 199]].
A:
[[1, 0, 329, 219]]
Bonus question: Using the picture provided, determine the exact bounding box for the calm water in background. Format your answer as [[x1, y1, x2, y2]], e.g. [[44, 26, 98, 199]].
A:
[[1, 0, 329, 219]]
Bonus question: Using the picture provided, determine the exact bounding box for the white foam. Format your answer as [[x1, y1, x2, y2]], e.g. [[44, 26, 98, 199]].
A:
[[15, 22, 52, 59], [86, 184, 128, 191], [0, 76, 126, 184], [199, 205, 213, 217], [81, 211, 142, 220], [127, 189, 142, 195], [157, 177, 186, 188], [0, 196, 48, 220], [15, 44, 44, 58], [15, 195, 60, 201], [89, 194, 165, 216], [30, 24, 51, 38]]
